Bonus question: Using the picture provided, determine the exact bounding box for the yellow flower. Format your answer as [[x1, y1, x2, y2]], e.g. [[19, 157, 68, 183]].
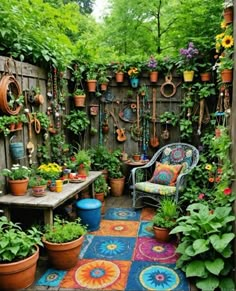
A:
[[215, 33, 225, 40], [128, 67, 139, 78], [205, 164, 212, 171], [222, 35, 234, 48], [221, 21, 227, 29]]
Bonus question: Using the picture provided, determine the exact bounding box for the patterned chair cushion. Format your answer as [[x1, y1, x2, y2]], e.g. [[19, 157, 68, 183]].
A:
[[135, 182, 176, 195], [161, 146, 193, 168], [149, 162, 183, 186]]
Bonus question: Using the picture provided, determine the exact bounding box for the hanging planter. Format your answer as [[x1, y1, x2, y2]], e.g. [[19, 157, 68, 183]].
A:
[[149, 71, 159, 82], [130, 77, 139, 88], [73, 89, 86, 107], [183, 70, 194, 82], [87, 80, 97, 92], [100, 83, 108, 91], [10, 136, 24, 160], [200, 72, 211, 82], [223, 7, 233, 24], [221, 69, 233, 83], [115, 72, 124, 83]]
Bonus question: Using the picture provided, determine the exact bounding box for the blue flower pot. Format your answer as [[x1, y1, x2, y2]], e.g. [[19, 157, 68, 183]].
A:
[[130, 78, 139, 88]]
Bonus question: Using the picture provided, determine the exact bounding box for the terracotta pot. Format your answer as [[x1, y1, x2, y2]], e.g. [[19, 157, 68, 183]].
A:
[[109, 176, 125, 197], [221, 69, 233, 83], [200, 72, 211, 82], [9, 123, 16, 131], [8, 178, 29, 196], [95, 192, 105, 202], [15, 122, 23, 130], [90, 104, 99, 116], [115, 72, 124, 83], [43, 236, 84, 270], [153, 225, 170, 242], [31, 185, 47, 197], [87, 80, 97, 92], [102, 123, 109, 134], [149, 71, 159, 82], [78, 167, 88, 177], [100, 83, 108, 91], [224, 7, 233, 24], [74, 95, 86, 107], [183, 70, 194, 82], [0, 246, 39, 290]]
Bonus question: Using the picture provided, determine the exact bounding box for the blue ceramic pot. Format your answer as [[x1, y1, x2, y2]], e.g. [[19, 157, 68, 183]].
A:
[[130, 78, 139, 88]]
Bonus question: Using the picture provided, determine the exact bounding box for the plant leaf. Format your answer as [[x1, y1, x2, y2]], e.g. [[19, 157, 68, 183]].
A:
[[209, 233, 235, 252], [192, 239, 209, 255], [219, 277, 236, 290], [196, 275, 219, 290], [205, 258, 224, 275], [186, 260, 206, 277]]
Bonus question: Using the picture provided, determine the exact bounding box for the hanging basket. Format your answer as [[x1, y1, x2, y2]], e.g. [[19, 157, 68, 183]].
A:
[[221, 69, 233, 83], [183, 71, 194, 82], [149, 71, 159, 82]]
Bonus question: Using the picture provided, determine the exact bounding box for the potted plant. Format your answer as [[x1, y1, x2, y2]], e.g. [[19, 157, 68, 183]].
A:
[[1, 164, 31, 196], [217, 49, 234, 83], [160, 111, 179, 126], [74, 149, 92, 176], [37, 162, 62, 191], [28, 175, 48, 197], [223, 0, 233, 24], [152, 198, 179, 242], [0, 216, 43, 290], [107, 149, 125, 196], [42, 215, 87, 270], [147, 55, 161, 82], [177, 42, 199, 82], [86, 64, 98, 92], [128, 66, 140, 88], [94, 175, 109, 200], [98, 66, 110, 91], [111, 62, 126, 82], [73, 89, 86, 107], [64, 110, 90, 135], [170, 203, 235, 290], [36, 112, 50, 131], [138, 85, 148, 96], [197, 62, 213, 81]]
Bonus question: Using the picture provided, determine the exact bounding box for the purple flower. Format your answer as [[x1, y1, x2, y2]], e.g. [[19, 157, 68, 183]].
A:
[[147, 55, 158, 70]]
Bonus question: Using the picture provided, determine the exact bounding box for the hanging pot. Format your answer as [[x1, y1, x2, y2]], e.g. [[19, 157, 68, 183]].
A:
[[87, 80, 97, 92], [223, 7, 233, 24], [130, 78, 139, 88], [10, 136, 24, 160], [221, 69, 233, 83], [200, 72, 211, 82], [183, 70, 194, 82], [89, 104, 99, 116], [74, 94, 86, 107], [115, 72, 124, 83], [149, 71, 159, 82]]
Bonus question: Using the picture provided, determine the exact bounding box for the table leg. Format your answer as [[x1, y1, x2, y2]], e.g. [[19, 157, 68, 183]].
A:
[[44, 209, 53, 225]]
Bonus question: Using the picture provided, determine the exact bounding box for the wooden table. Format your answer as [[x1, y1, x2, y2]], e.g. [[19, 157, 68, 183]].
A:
[[0, 171, 102, 225]]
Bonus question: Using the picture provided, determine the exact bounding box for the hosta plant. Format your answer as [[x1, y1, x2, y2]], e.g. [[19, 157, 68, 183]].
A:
[[170, 203, 235, 291]]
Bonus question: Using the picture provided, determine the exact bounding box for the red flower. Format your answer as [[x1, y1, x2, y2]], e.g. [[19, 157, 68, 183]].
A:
[[70, 156, 76, 161], [208, 177, 214, 183], [198, 193, 205, 199], [217, 168, 223, 174], [223, 188, 232, 196], [215, 176, 221, 183]]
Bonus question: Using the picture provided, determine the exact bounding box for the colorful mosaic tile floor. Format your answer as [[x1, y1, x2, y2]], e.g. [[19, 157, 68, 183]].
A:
[[36, 207, 190, 291]]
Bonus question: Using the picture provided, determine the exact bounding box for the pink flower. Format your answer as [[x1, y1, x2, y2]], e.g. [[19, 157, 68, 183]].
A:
[[223, 188, 232, 196], [198, 193, 205, 199]]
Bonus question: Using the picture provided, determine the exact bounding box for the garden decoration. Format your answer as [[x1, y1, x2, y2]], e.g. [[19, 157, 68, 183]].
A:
[[160, 73, 179, 98], [149, 88, 159, 148], [119, 104, 137, 123], [109, 110, 127, 142], [9, 135, 24, 160], [128, 67, 140, 88], [0, 58, 23, 115]]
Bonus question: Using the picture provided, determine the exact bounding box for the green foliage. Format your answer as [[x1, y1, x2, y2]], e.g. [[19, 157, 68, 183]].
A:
[[89, 145, 111, 170], [94, 175, 108, 193], [1, 164, 31, 180], [64, 110, 90, 134], [36, 112, 50, 130], [152, 198, 179, 228], [107, 149, 123, 179], [159, 111, 178, 126], [43, 215, 87, 243], [170, 203, 235, 290], [0, 216, 43, 263], [194, 82, 216, 99], [74, 149, 91, 172], [28, 175, 47, 187]]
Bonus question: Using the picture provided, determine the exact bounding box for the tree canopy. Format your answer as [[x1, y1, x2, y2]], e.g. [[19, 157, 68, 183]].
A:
[[0, 0, 223, 68]]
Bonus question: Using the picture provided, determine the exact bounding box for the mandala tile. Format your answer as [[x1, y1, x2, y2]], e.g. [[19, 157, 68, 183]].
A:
[[92, 220, 139, 237], [83, 236, 136, 260], [133, 237, 178, 263], [138, 221, 154, 237], [60, 259, 131, 290], [104, 207, 141, 221], [126, 261, 190, 291], [141, 207, 156, 221], [36, 268, 67, 287]]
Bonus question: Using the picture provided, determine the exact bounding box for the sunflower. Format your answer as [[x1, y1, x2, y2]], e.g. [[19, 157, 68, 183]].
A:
[[205, 164, 212, 171], [221, 21, 227, 29], [222, 35, 234, 48]]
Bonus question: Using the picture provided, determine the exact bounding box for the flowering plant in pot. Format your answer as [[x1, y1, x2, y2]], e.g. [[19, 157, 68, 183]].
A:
[[28, 175, 48, 197], [1, 164, 31, 195], [42, 215, 87, 269], [0, 216, 43, 290], [74, 149, 91, 176]]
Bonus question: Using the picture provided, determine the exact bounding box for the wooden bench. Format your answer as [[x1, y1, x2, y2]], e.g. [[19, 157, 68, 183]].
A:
[[0, 171, 102, 225]]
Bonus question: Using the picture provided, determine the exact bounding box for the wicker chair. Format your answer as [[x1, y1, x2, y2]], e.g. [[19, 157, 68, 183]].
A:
[[131, 143, 199, 208]]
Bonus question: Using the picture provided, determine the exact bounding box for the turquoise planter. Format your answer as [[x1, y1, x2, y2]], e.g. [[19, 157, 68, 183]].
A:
[[130, 78, 139, 88], [10, 142, 24, 160]]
